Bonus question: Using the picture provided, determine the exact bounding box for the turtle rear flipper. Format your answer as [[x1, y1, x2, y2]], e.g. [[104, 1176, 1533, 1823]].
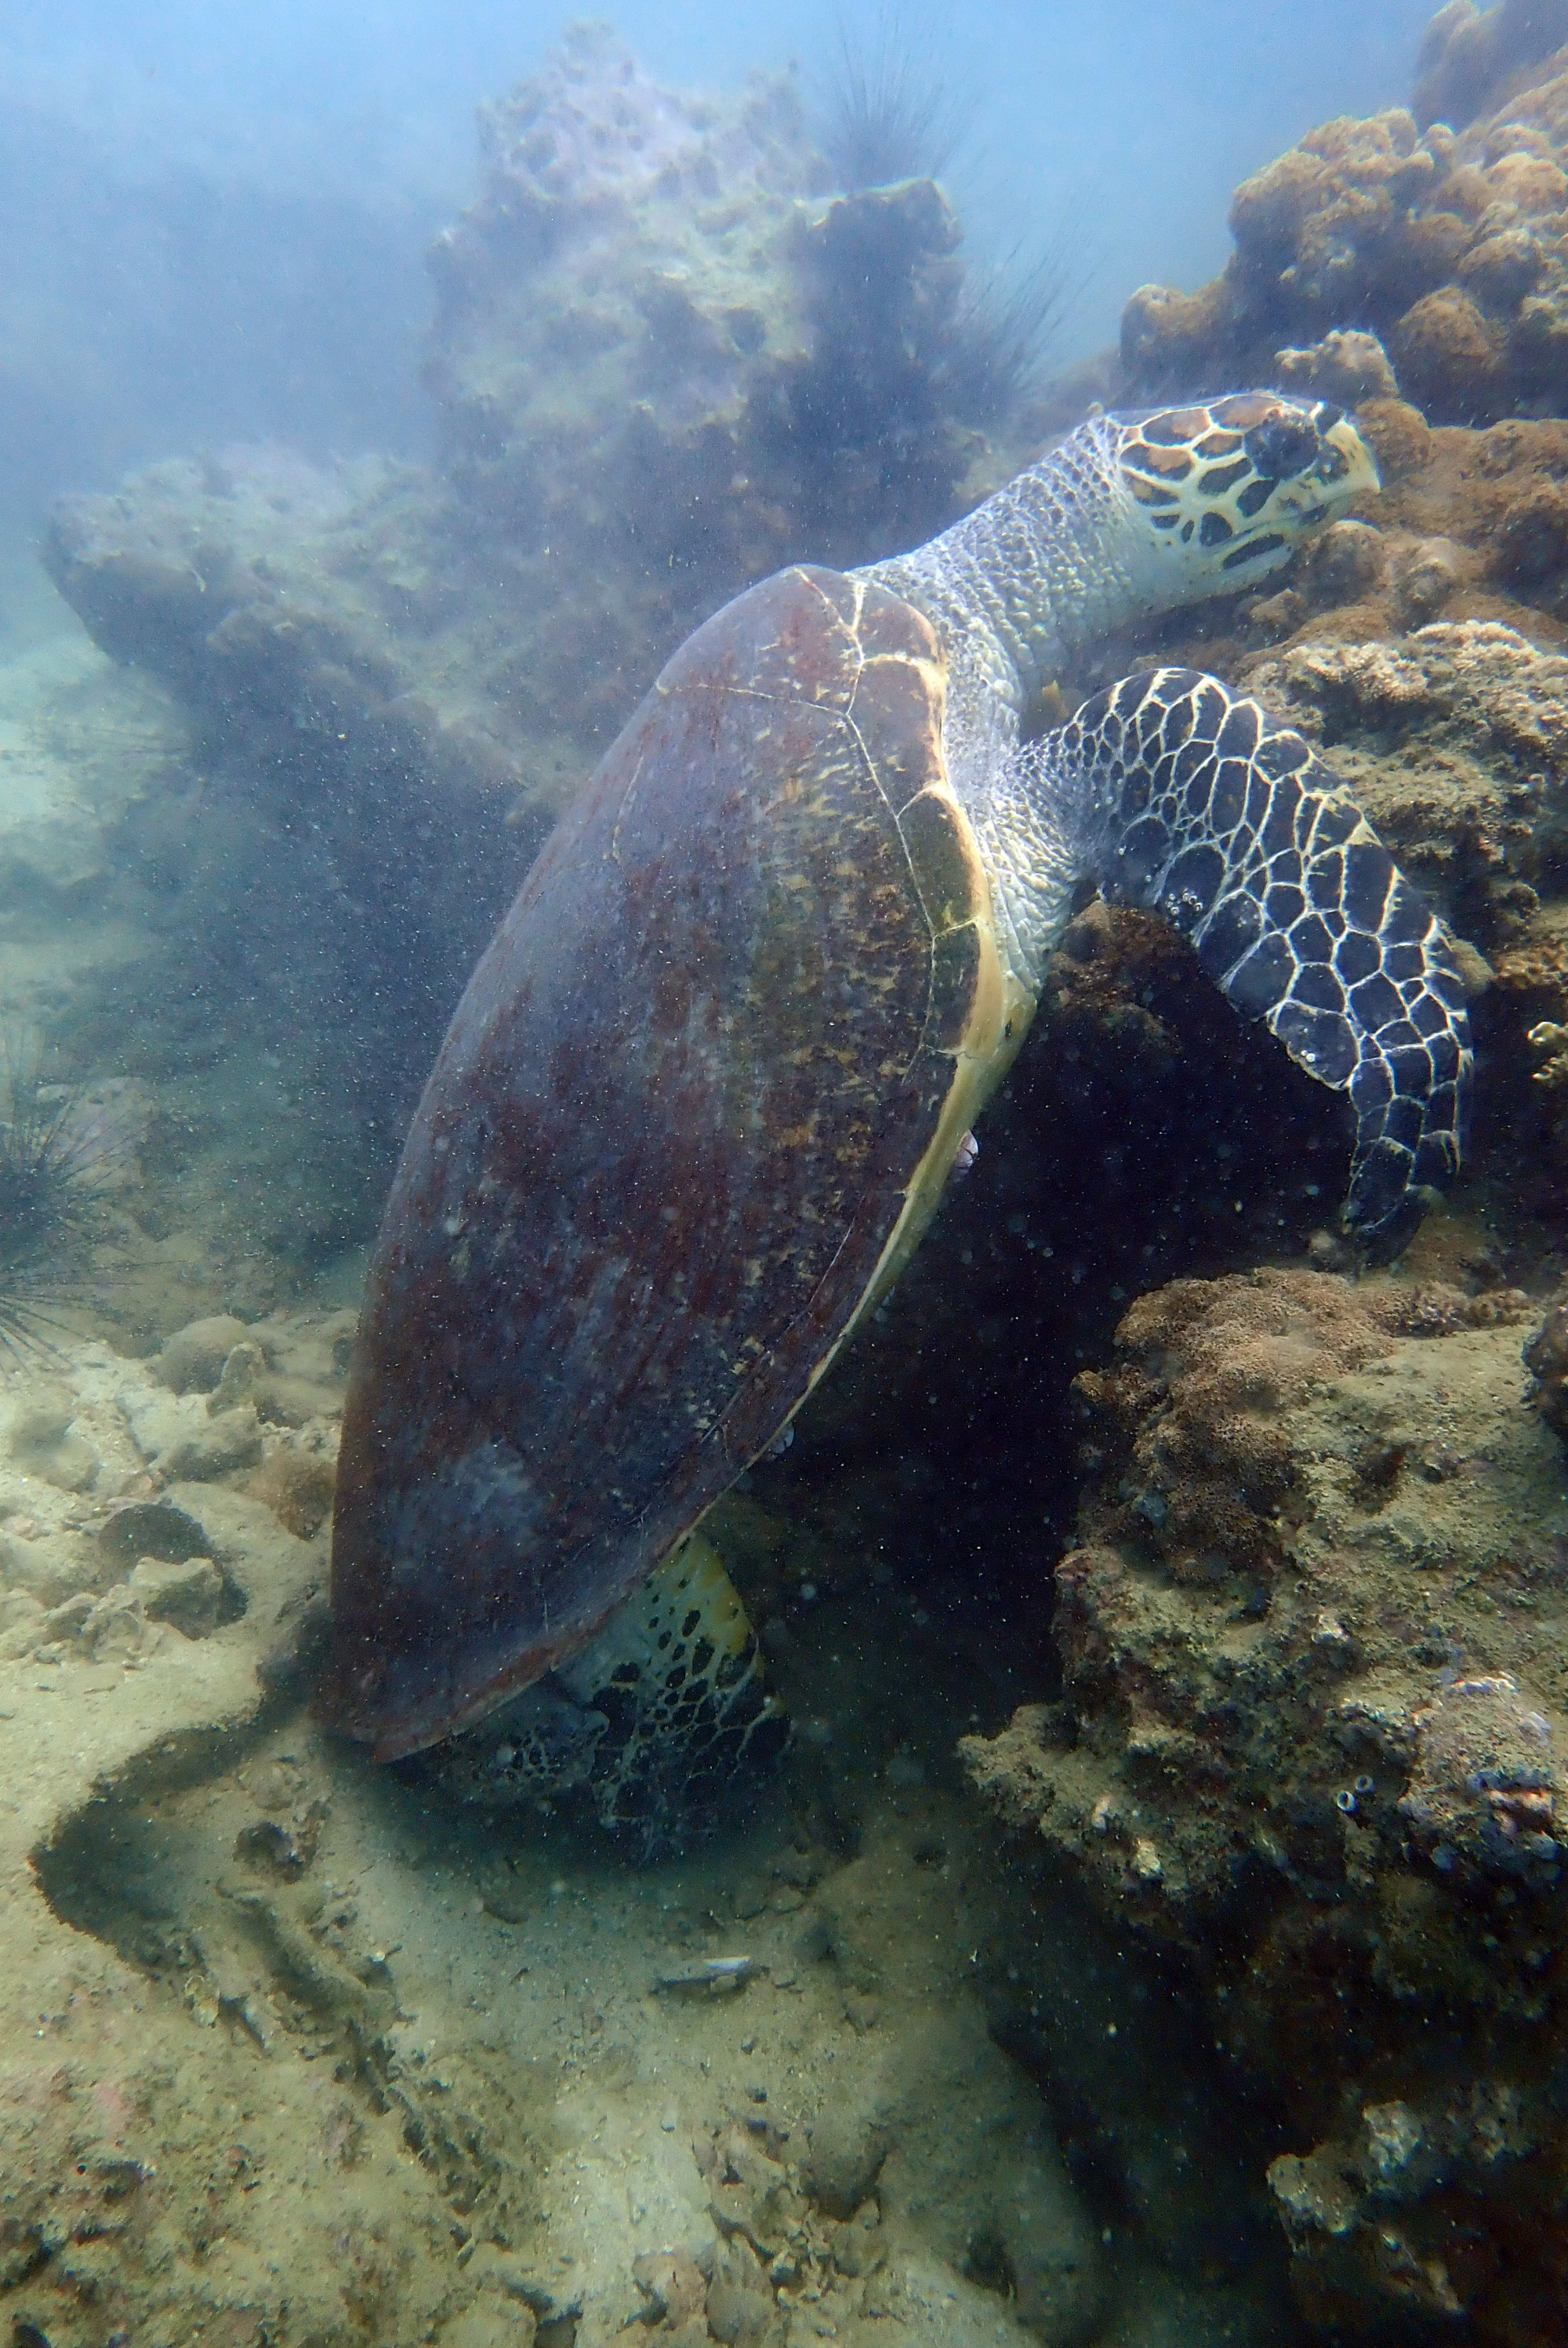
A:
[[1035, 667, 1472, 1260], [430, 1534, 784, 1851]]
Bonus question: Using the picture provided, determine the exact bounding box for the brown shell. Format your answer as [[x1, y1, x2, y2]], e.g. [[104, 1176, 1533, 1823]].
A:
[[323, 565, 1012, 1758]]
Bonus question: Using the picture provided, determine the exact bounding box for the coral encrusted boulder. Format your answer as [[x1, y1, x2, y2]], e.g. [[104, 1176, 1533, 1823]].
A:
[[964, 1265, 1568, 2340], [1120, 0, 1568, 426]]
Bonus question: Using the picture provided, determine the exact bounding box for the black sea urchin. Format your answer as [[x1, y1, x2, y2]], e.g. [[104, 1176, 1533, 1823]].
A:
[[816, 5, 971, 192], [0, 1038, 111, 1355]]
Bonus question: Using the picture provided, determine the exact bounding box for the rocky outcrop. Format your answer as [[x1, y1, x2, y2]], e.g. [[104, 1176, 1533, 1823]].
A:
[[1120, 7, 1568, 426], [1413, 0, 1568, 133], [46, 27, 1036, 813], [43, 449, 547, 1245], [964, 1267, 1568, 2339], [424, 26, 1026, 749]]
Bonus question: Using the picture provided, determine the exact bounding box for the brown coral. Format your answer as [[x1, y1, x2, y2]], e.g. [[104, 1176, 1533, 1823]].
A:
[[1118, 27, 1568, 429], [1493, 477, 1568, 598], [1073, 1269, 1411, 1586], [1391, 285, 1510, 419], [1413, 0, 1568, 133]]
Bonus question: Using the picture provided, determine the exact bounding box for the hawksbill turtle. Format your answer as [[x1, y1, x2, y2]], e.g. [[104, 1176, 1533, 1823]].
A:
[[321, 391, 1472, 1834]]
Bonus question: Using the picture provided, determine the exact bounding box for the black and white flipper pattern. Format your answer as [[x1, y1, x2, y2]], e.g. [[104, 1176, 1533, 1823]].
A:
[[1041, 666, 1472, 1259]]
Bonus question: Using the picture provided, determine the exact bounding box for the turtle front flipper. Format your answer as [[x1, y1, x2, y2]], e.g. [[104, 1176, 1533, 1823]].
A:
[[1033, 667, 1473, 1259]]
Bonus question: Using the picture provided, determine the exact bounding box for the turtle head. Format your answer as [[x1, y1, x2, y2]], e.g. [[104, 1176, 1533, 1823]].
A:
[[1110, 391, 1378, 599]]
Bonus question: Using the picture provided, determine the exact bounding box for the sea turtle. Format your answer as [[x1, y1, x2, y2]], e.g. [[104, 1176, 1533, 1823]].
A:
[[324, 391, 1472, 1831]]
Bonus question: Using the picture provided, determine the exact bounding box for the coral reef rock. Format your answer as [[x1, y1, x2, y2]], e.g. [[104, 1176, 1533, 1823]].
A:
[[426, 26, 1024, 746], [49, 31, 1028, 815], [1414, 0, 1568, 133], [1120, 0, 1568, 425], [1243, 618, 1568, 936], [963, 1265, 1568, 2340]]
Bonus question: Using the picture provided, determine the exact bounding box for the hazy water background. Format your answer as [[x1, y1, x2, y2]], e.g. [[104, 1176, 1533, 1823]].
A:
[[2, 0, 1436, 556]]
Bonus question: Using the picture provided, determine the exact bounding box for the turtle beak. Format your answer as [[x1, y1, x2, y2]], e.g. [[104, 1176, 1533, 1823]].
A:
[[1262, 403, 1380, 529]]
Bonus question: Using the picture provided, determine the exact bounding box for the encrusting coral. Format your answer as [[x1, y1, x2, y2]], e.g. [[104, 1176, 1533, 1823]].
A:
[[963, 1263, 1568, 2338], [1120, 2, 1568, 426]]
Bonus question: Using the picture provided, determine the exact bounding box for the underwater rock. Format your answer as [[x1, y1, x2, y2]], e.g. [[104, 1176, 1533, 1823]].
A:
[[1413, 0, 1568, 133], [1523, 1299, 1568, 1434], [126, 1554, 227, 1639], [1274, 327, 1400, 405], [803, 2106, 892, 2220], [1264, 2074, 1541, 2331], [49, 30, 1029, 801], [963, 1263, 1568, 2339], [1119, 9, 1568, 427], [1389, 531, 1468, 624], [4, 1385, 98, 1492], [1301, 515, 1388, 604], [154, 1401, 263, 1484], [95, 1496, 212, 1569], [154, 1313, 250, 1395], [1397, 1670, 1561, 1882], [427, 27, 1028, 712], [247, 1440, 337, 1539], [1392, 284, 1512, 419], [1494, 473, 1568, 591], [211, 1338, 267, 1412], [44, 449, 545, 1258]]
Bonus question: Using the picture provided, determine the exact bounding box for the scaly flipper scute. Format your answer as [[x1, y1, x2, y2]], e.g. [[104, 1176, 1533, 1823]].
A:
[[1031, 666, 1472, 1260]]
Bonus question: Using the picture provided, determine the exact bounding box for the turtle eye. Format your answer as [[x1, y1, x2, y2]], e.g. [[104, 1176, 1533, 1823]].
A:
[[1243, 415, 1322, 481]]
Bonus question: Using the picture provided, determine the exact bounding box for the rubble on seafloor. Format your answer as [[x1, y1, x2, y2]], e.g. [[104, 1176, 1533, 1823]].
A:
[[1, 1296, 1312, 2348]]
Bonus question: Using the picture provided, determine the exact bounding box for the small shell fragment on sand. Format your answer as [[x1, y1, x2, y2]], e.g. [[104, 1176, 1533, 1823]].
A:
[[654, 1954, 757, 1995]]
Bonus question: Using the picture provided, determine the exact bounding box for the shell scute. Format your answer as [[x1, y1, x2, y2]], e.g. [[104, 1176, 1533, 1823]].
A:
[[925, 919, 986, 1052], [846, 643, 946, 809], [897, 786, 988, 937]]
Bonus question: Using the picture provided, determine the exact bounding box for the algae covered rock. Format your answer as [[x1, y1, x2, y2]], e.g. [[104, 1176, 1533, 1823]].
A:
[[426, 25, 1021, 720], [1241, 616, 1568, 929], [1524, 1297, 1568, 1434], [964, 1264, 1568, 2339], [47, 27, 1033, 820], [1413, 0, 1568, 133], [154, 1314, 251, 1396], [1120, 5, 1568, 427]]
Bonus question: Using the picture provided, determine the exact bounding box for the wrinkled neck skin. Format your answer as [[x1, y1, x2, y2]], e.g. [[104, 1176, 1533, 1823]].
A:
[[858, 416, 1158, 1005], [864, 414, 1145, 749]]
